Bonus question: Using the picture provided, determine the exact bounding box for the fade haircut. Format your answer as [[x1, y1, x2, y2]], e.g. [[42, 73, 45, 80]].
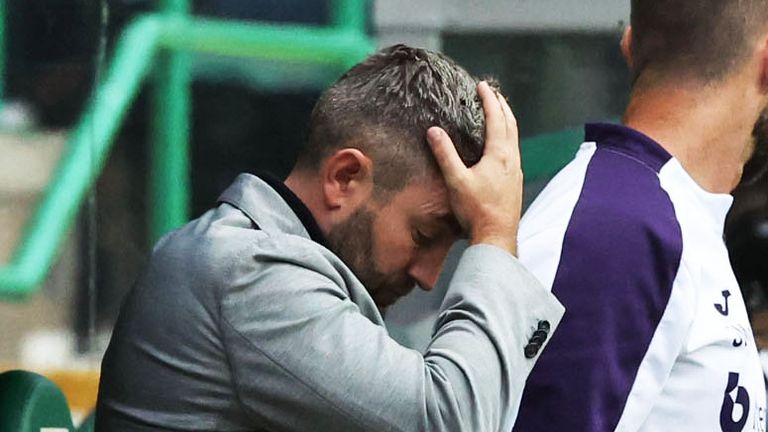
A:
[[630, 0, 768, 85], [295, 44, 491, 192]]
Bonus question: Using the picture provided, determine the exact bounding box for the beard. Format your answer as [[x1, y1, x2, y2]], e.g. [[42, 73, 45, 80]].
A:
[[741, 110, 768, 186], [326, 207, 415, 309]]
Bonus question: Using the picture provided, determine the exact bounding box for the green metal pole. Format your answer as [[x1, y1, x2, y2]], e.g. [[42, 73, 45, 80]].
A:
[[149, 50, 191, 242], [159, 18, 374, 65], [0, 16, 162, 297], [150, 0, 191, 242], [331, 0, 367, 35]]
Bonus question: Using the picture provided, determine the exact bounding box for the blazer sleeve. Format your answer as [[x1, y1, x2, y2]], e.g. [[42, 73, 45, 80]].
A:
[[219, 242, 564, 432]]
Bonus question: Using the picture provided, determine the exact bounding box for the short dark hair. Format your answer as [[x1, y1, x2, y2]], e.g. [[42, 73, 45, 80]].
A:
[[630, 0, 768, 84], [295, 44, 491, 191]]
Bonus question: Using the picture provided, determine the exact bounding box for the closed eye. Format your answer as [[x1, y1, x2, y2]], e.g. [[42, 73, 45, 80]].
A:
[[411, 229, 433, 247]]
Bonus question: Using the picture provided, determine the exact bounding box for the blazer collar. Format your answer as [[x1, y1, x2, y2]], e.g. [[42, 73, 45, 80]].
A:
[[217, 173, 328, 247]]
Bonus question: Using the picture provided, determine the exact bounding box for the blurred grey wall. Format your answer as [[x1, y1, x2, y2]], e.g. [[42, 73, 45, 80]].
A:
[[375, 0, 630, 49]]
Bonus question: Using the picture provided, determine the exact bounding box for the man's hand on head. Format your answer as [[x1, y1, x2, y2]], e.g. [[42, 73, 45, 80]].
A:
[[426, 81, 523, 256]]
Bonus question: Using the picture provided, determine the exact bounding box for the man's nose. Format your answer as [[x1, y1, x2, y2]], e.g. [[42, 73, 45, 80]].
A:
[[409, 263, 440, 291], [409, 244, 451, 291]]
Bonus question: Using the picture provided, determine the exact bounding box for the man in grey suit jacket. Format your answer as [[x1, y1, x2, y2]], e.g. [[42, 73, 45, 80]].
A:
[[95, 45, 564, 431]]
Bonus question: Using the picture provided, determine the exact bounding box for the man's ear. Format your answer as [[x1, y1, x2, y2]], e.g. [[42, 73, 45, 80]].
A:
[[321, 148, 374, 219], [621, 25, 634, 69]]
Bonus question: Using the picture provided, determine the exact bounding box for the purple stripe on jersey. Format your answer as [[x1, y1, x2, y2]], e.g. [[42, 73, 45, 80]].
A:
[[513, 124, 683, 432]]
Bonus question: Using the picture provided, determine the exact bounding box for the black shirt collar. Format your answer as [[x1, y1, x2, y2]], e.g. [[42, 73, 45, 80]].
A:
[[256, 172, 328, 247]]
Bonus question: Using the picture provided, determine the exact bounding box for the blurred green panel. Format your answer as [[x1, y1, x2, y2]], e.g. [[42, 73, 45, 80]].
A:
[[521, 128, 583, 182]]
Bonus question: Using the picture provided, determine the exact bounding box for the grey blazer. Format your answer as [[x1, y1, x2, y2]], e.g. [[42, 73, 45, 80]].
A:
[[96, 173, 564, 432]]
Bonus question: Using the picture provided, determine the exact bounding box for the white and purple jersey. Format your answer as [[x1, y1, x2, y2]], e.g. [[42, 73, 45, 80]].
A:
[[513, 123, 766, 431]]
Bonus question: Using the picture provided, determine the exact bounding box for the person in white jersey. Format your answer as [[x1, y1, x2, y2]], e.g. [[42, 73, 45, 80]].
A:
[[511, 1, 768, 431]]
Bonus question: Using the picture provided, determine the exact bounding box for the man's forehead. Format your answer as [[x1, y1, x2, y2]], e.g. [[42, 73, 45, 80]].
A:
[[398, 177, 464, 233], [399, 176, 449, 206]]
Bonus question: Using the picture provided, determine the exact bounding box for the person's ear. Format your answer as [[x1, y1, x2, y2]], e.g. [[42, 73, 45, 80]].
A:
[[321, 148, 374, 219], [621, 25, 634, 69]]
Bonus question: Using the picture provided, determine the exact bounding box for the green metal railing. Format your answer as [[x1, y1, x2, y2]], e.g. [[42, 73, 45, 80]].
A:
[[0, 0, 374, 298], [0, 0, 584, 299]]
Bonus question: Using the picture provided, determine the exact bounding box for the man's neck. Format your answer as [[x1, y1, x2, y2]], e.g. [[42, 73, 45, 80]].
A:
[[284, 170, 333, 235], [622, 79, 759, 194]]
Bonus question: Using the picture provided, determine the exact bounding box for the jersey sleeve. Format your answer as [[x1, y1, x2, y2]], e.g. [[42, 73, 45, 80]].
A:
[[220, 238, 564, 432]]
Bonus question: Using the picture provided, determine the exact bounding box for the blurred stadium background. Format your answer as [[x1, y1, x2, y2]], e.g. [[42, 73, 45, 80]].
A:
[[0, 0, 765, 430]]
